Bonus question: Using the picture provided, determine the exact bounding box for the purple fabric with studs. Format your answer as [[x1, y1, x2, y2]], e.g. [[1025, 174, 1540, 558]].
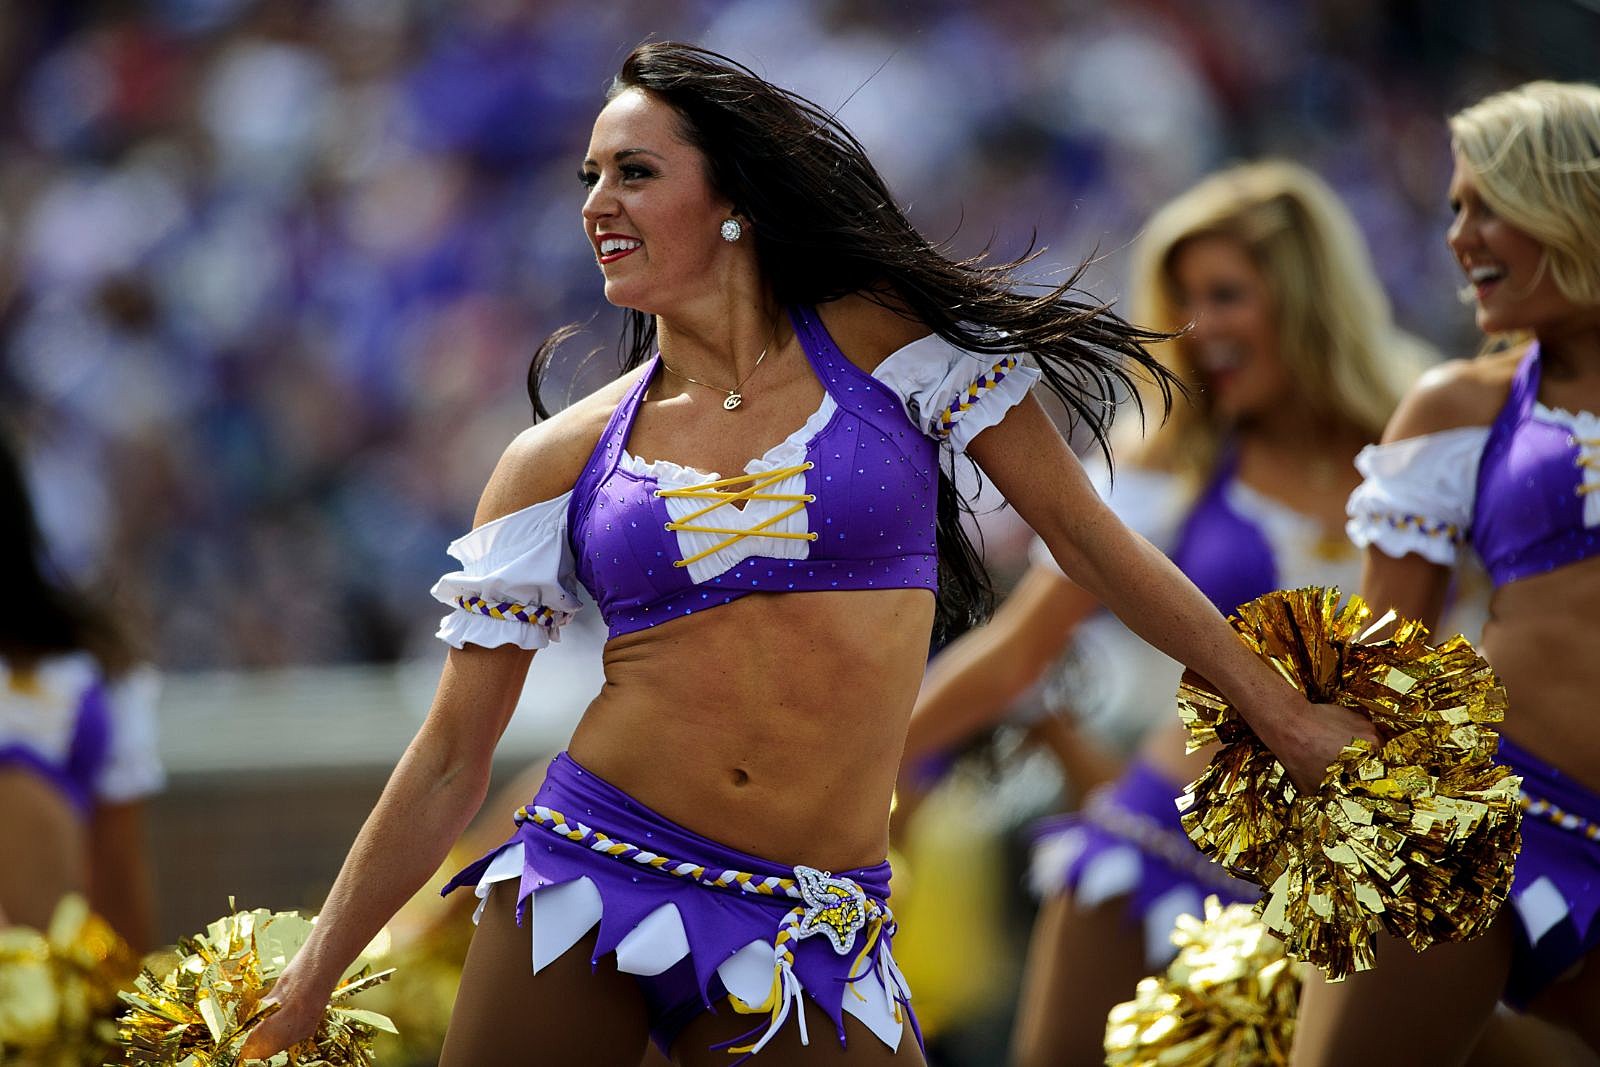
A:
[[0, 681, 110, 814], [568, 305, 940, 638], [1474, 345, 1600, 587], [442, 752, 912, 1057], [1166, 453, 1278, 616]]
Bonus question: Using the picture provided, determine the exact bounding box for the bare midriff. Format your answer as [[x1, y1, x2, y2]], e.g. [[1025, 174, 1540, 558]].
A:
[[1481, 555, 1600, 794], [566, 586, 936, 872]]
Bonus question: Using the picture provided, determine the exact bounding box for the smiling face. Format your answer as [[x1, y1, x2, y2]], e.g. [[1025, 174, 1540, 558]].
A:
[[1446, 156, 1579, 336], [580, 88, 740, 314], [1169, 235, 1293, 424]]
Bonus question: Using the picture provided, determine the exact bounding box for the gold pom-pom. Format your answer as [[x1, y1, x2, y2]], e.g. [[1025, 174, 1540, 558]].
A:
[[1105, 898, 1300, 1066], [116, 905, 397, 1066], [1177, 587, 1522, 980], [0, 895, 136, 1065]]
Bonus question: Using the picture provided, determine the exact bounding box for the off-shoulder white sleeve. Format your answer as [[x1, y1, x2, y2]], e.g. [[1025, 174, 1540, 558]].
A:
[[873, 333, 1042, 453], [1345, 427, 1490, 566], [95, 665, 165, 803], [1029, 463, 1187, 574], [430, 491, 584, 651]]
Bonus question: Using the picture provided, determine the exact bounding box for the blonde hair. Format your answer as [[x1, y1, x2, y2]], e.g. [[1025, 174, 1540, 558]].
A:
[[1449, 81, 1600, 308], [1126, 160, 1425, 482]]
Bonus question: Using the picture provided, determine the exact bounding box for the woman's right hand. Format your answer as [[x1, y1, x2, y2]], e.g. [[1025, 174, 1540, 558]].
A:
[[1269, 697, 1381, 795], [236, 976, 329, 1061]]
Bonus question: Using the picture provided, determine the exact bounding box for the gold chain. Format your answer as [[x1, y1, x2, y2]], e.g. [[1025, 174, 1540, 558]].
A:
[[659, 316, 781, 411]]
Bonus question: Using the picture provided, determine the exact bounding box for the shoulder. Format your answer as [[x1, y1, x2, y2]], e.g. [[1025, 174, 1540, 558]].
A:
[[813, 291, 930, 374], [1381, 348, 1523, 444], [473, 367, 647, 526]]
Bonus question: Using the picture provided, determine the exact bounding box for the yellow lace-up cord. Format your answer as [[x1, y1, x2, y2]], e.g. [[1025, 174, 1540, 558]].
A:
[[656, 461, 817, 567], [1576, 438, 1600, 495]]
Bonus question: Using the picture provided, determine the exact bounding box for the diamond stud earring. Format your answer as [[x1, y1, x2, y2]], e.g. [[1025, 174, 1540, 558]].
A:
[[719, 218, 743, 242]]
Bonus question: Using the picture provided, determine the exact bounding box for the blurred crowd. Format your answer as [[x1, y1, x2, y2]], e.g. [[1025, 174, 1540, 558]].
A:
[[0, 0, 1579, 669]]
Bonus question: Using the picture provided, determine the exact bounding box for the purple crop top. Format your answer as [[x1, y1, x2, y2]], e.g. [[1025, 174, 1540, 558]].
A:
[[1167, 454, 1278, 615], [1348, 345, 1600, 587], [1033, 451, 1360, 615], [1473, 347, 1600, 584], [432, 306, 1041, 648], [569, 305, 941, 636]]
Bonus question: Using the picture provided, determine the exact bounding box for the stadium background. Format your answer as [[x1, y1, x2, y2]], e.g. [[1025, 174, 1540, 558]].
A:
[[1, 1, 1595, 1061]]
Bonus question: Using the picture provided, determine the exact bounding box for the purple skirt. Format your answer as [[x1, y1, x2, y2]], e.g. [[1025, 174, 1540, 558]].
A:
[[443, 752, 917, 1058], [1028, 760, 1259, 967], [1502, 736, 1600, 1008]]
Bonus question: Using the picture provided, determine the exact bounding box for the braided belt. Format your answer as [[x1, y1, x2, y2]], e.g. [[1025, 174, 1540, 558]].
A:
[[1520, 793, 1600, 842], [515, 804, 909, 1055], [1080, 789, 1257, 894]]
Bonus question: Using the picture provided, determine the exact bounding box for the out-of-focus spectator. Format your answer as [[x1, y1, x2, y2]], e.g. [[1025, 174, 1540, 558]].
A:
[[0, 0, 1586, 671], [0, 428, 163, 952]]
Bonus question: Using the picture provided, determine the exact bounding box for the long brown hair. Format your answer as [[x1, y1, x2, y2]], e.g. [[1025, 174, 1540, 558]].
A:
[[532, 42, 1179, 641], [0, 429, 134, 676]]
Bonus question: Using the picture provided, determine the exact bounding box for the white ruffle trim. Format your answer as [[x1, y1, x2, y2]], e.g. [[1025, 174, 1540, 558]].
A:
[[434, 610, 562, 651], [468, 842, 907, 1050], [431, 490, 583, 650], [620, 394, 838, 487], [944, 360, 1041, 454], [1534, 403, 1600, 528], [873, 333, 1042, 452], [1345, 426, 1488, 565], [619, 400, 837, 584]]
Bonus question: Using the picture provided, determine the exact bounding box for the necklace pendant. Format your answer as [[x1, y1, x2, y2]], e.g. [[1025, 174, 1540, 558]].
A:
[[723, 392, 743, 411]]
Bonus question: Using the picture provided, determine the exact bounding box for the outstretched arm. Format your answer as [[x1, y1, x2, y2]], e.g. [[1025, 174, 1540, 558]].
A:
[[901, 562, 1095, 767], [968, 397, 1375, 791], [239, 398, 616, 1058], [240, 643, 534, 1056]]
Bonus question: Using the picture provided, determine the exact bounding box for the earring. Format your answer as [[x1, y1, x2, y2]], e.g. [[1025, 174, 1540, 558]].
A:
[[719, 218, 743, 242]]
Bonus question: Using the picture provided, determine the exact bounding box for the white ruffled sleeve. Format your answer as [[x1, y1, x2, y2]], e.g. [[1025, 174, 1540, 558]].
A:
[[1345, 427, 1490, 566], [430, 491, 584, 651], [1029, 464, 1187, 574], [95, 665, 166, 804], [874, 333, 1042, 453]]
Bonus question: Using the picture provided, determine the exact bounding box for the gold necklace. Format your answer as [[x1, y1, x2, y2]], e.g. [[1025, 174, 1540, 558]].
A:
[[659, 318, 780, 411]]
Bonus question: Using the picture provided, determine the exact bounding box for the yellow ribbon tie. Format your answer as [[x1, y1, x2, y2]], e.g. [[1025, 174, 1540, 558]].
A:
[[844, 914, 886, 1003], [656, 462, 818, 567]]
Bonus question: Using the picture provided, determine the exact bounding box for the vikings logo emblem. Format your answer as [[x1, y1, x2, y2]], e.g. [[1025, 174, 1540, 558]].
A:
[[791, 865, 869, 955]]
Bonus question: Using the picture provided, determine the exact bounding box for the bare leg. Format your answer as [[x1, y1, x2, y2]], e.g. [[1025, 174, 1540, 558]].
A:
[[440, 882, 652, 1066], [673, 993, 928, 1066], [0, 770, 86, 930], [1527, 950, 1600, 1059], [1291, 920, 1515, 1067], [1011, 892, 1153, 1067], [1467, 1006, 1600, 1067]]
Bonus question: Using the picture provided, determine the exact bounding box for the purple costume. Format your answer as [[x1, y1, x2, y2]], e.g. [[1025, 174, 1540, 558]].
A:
[[432, 306, 1039, 1055], [1030, 454, 1349, 965], [0, 654, 164, 816], [1349, 343, 1600, 1005]]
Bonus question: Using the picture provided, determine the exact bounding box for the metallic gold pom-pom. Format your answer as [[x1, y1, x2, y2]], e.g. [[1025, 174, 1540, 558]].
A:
[[0, 895, 136, 1065], [116, 905, 396, 1065], [1176, 587, 1522, 980], [1105, 898, 1300, 1066]]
